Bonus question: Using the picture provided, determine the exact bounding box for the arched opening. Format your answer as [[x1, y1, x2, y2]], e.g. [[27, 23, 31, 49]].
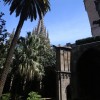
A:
[[77, 48, 100, 99], [66, 84, 71, 100]]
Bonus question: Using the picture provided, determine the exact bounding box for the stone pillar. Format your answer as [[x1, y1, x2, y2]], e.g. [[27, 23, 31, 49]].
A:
[[56, 47, 71, 100]]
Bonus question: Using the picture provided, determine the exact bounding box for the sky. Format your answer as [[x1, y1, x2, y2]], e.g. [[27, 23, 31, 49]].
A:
[[0, 0, 92, 45]]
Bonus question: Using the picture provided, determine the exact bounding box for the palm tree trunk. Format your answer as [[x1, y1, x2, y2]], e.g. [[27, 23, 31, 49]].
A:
[[9, 74, 14, 91], [0, 18, 24, 97], [23, 76, 27, 91]]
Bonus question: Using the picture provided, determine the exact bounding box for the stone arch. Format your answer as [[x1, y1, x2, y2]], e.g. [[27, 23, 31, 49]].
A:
[[76, 47, 100, 99], [66, 84, 71, 100]]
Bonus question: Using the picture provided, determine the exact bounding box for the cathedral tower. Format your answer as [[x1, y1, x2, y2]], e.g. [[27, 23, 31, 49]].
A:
[[32, 15, 50, 44], [84, 0, 100, 36]]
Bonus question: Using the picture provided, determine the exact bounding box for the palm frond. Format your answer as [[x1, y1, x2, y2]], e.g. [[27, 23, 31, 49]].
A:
[[4, 0, 50, 21]]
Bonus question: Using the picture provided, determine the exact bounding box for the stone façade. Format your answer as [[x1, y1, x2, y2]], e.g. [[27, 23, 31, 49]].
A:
[[84, 0, 100, 36], [55, 1, 100, 100], [70, 38, 100, 100]]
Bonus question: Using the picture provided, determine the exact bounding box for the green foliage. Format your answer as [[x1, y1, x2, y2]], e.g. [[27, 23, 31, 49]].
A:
[[0, 12, 7, 41], [76, 36, 100, 45], [0, 12, 9, 70], [0, 0, 50, 97], [27, 92, 44, 100], [13, 31, 56, 81], [8, 31, 56, 99], [15, 32, 44, 80], [36, 33, 56, 67], [1, 93, 10, 100]]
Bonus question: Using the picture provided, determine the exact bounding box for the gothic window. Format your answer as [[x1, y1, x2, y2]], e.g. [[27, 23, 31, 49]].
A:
[[94, 0, 100, 16]]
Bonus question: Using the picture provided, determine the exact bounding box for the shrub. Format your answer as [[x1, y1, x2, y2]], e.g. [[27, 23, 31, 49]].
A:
[[1, 93, 10, 100], [27, 91, 44, 100]]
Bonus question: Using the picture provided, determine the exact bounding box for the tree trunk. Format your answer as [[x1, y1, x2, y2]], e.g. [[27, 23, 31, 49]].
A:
[[0, 18, 24, 97], [9, 74, 14, 91], [23, 77, 27, 91]]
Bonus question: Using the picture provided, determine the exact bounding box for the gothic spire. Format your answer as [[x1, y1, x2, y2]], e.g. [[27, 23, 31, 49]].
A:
[[37, 14, 45, 34], [32, 14, 50, 44]]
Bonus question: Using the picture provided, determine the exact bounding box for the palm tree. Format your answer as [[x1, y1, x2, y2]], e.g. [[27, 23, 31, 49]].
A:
[[18, 32, 44, 81], [0, 0, 50, 97], [9, 32, 44, 99]]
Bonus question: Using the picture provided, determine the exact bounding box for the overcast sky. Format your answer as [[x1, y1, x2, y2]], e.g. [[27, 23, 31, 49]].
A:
[[0, 0, 92, 45]]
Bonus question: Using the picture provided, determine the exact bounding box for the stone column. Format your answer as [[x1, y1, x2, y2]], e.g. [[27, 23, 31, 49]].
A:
[[56, 47, 71, 100]]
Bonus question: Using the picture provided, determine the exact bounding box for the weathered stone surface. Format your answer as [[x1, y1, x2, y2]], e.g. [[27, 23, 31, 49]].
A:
[[71, 41, 100, 100], [56, 47, 71, 100], [84, 0, 100, 36]]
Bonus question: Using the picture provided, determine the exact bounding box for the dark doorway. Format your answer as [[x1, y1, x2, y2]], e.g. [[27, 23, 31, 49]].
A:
[[77, 48, 100, 100], [66, 84, 71, 100]]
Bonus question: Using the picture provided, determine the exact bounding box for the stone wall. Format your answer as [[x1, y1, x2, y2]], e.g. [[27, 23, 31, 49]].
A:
[[84, 0, 100, 36], [70, 41, 100, 100]]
